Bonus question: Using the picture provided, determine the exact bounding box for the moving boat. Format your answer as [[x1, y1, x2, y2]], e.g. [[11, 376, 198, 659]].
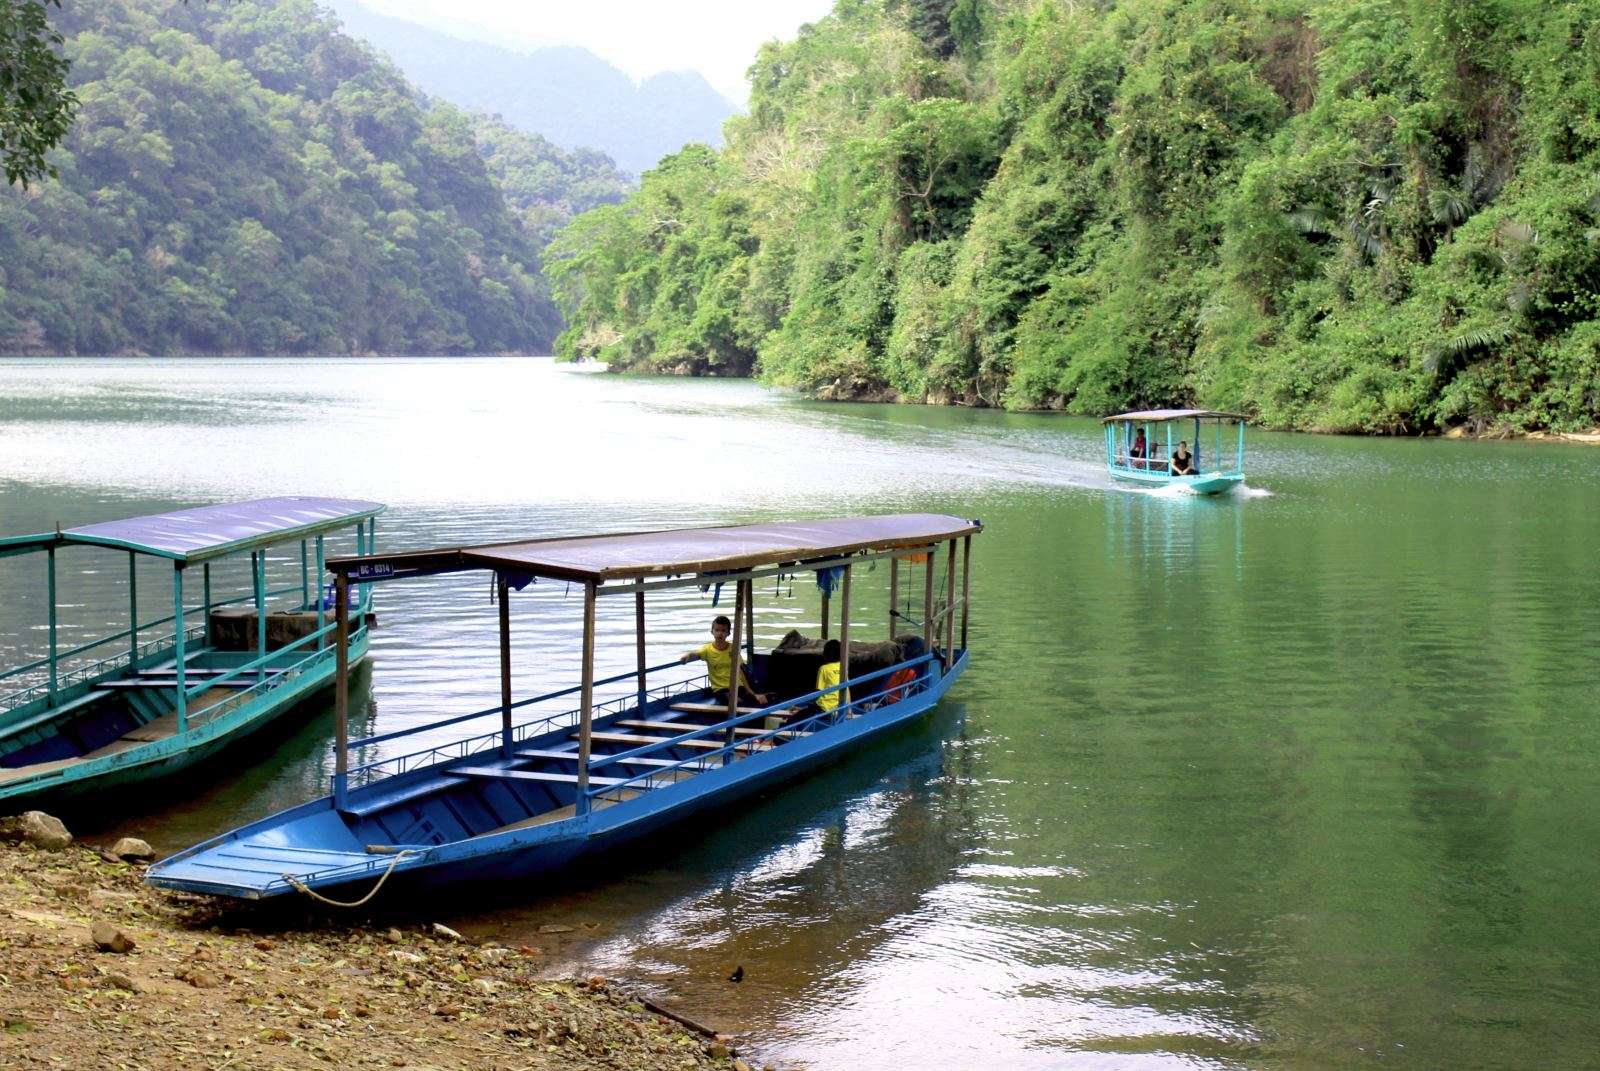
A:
[[1103, 409, 1247, 494], [147, 514, 981, 901], [0, 497, 382, 810]]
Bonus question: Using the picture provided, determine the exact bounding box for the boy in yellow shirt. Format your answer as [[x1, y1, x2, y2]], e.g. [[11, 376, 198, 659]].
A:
[[681, 615, 769, 707], [815, 639, 849, 714]]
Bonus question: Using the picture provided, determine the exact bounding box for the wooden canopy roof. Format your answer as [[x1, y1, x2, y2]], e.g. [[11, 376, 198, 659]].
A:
[[1102, 409, 1247, 423], [328, 514, 981, 585]]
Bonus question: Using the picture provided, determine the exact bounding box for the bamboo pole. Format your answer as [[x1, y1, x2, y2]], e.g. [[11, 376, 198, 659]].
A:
[[960, 534, 972, 651], [839, 565, 851, 718], [725, 579, 745, 755], [922, 547, 936, 656], [173, 567, 187, 732], [635, 581, 647, 714], [577, 581, 597, 814], [944, 538, 956, 669], [46, 548, 56, 702], [498, 573, 512, 757], [334, 570, 349, 810], [888, 556, 898, 641]]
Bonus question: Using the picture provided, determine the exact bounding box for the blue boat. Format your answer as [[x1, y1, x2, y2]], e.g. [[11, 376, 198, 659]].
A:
[[1103, 409, 1247, 494], [147, 514, 981, 902], [0, 497, 383, 811]]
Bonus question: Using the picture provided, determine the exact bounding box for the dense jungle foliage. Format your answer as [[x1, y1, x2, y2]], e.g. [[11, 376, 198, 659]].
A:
[[547, 0, 1600, 433], [0, 0, 628, 356]]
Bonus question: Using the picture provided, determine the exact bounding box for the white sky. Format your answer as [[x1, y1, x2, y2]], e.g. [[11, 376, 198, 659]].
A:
[[353, 0, 836, 103]]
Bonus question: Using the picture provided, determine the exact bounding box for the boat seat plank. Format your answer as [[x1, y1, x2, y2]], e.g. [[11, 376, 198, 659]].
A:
[[585, 730, 722, 750], [617, 718, 808, 740], [447, 766, 628, 787], [669, 702, 766, 715], [97, 679, 252, 691], [514, 748, 581, 762]]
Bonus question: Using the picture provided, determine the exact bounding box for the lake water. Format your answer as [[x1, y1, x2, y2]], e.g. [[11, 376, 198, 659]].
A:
[[1, 356, 1596, 1069]]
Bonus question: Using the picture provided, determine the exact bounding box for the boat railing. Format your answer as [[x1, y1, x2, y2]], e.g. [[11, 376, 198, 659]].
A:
[[586, 653, 940, 807], [0, 581, 317, 713], [341, 661, 702, 790], [185, 621, 370, 731]]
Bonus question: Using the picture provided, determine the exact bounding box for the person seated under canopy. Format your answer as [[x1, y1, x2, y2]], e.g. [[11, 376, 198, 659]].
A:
[[1170, 440, 1196, 476]]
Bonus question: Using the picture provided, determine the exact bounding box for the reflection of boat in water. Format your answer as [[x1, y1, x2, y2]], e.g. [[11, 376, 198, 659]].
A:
[[149, 514, 982, 902], [0, 497, 382, 811], [1103, 409, 1246, 494]]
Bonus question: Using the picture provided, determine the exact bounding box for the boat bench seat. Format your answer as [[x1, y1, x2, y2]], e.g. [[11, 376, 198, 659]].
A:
[[338, 773, 462, 818], [585, 730, 722, 751], [618, 719, 808, 740], [669, 702, 766, 715], [516, 746, 710, 772], [448, 766, 628, 788], [97, 678, 252, 691]]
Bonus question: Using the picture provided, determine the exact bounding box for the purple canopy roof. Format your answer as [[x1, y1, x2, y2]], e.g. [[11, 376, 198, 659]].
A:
[[1, 497, 384, 563]]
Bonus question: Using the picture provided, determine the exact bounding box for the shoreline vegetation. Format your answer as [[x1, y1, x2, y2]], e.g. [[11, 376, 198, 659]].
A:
[[544, 0, 1600, 438], [0, 819, 779, 1071]]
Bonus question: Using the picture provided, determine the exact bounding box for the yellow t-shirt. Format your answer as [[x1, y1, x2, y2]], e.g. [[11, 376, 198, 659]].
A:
[[816, 661, 848, 713], [697, 642, 733, 691]]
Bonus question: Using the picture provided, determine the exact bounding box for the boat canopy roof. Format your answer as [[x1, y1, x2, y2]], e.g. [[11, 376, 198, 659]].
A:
[[1102, 409, 1247, 424], [0, 496, 384, 564], [329, 513, 981, 584]]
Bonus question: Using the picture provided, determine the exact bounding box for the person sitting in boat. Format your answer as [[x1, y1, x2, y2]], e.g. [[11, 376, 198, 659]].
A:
[[681, 615, 769, 706], [1170, 440, 1196, 476], [814, 639, 849, 715], [1129, 428, 1147, 469]]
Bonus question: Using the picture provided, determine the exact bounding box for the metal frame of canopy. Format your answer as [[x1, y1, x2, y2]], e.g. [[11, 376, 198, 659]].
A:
[[0, 497, 383, 734], [324, 514, 981, 814]]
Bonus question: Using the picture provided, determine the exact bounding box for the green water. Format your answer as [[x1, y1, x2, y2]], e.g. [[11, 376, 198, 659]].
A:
[[1, 357, 1596, 1069]]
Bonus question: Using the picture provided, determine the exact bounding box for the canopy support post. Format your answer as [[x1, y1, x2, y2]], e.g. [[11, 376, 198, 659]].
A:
[[820, 588, 830, 640], [202, 563, 212, 646], [173, 566, 187, 733], [745, 577, 755, 661], [253, 550, 267, 685], [944, 539, 956, 669], [498, 573, 512, 757], [577, 581, 597, 815], [355, 522, 367, 632], [128, 552, 138, 672], [299, 540, 310, 610], [315, 536, 326, 650], [922, 546, 936, 660], [46, 547, 57, 704], [634, 581, 647, 715], [839, 565, 851, 719], [725, 579, 745, 757], [960, 534, 971, 651], [888, 556, 899, 641], [333, 571, 349, 811]]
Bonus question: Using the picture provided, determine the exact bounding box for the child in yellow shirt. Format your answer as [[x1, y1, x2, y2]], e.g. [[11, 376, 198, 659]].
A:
[[815, 639, 849, 714], [680, 615, 768, 706]]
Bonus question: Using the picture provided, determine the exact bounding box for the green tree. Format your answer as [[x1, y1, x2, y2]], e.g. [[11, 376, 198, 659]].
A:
[[0, 0, 76, 185]]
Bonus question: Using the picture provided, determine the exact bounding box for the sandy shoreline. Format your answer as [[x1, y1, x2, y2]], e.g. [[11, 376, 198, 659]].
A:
[[0, 836, 779, 1070]]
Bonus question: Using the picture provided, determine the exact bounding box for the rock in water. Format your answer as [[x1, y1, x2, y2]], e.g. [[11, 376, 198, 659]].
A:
[[0, 811, 72, 850], [91, 920, 136, 954], [111, 837, 154, 861]]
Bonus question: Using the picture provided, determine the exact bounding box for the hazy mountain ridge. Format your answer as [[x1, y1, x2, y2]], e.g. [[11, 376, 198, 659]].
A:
[[327, 1, 738, 177], [0, 0, 629, 357]]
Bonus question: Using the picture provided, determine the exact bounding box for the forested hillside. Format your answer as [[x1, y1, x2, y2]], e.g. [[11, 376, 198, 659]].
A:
[[547, 0, 1600, 434], [0, 0, 628, 356], [329, 0, 736, 178]]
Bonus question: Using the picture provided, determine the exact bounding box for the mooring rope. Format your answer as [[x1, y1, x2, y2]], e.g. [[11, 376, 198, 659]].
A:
[[282, 848, 415, 908]]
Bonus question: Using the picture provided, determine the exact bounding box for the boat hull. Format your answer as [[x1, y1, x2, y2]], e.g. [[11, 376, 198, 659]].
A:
[[148, 650, 967, 901], [1108, 468, 1243, 495], [0, 634, 369, 813]]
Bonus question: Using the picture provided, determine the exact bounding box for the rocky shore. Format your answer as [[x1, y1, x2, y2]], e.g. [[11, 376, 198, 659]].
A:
[[0, 814, 778, 1071]]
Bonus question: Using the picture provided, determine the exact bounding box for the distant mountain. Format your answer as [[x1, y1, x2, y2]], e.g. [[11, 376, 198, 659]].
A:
[[326, 1, 738, 176], [0, 0, 629, 356]]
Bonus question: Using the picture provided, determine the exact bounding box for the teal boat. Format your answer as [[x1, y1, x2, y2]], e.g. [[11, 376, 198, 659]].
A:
[[0, 497, 383, 812], [1103, 409, 1247, 494]]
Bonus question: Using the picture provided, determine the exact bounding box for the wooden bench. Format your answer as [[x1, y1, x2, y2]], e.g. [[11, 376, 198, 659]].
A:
[[517, 747, 703, 771], [669, 702, 766, 715], [617, 719, 808, 740], [585, 730, 722, 751], [447, 766, 629, 788]]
